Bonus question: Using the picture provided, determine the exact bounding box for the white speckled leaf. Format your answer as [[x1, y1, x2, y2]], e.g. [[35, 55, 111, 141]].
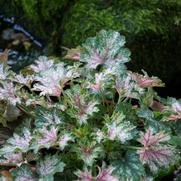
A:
[[36, 155, 65, 178], [112, 153, 145, 181], [11, 164, 37, 181], [80, 30, 131, 69], [0, 128, 31, 155]]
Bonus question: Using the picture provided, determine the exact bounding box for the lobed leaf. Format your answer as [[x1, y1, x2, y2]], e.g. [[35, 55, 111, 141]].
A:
[[11, 164, 37, 181], [80, 30, 131, 69], [36, 155, 65, 179], [112, 153, 145, 181], [0, 128, 32, 155]]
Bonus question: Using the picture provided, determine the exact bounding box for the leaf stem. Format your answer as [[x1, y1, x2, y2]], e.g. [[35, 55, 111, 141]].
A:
[[17, 104, 35, 118]]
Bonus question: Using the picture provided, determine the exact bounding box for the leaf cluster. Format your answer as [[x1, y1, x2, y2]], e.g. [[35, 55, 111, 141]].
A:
[[0, 30, 181, 180]]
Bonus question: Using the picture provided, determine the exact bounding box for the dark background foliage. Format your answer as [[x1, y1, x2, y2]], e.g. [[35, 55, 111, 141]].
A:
[[1, 0, 181, 98]]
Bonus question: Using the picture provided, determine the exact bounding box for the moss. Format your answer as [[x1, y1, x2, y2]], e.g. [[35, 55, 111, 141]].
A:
[[59, 0, 181, 99], [16, 0, 68, 21], [10, 0, 70, 48], [61, 0, 181, 47], [61, 0, 121, 47], [3, 0, 181, 50], [1, 0, 181, 97]]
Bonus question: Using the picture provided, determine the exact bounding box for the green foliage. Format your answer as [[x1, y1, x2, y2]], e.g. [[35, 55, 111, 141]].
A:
[[18, 0, 38, 20], [0, 128, 31, 154], [6, 0, 181, 48], [11, 0, 69, 40], [61, 0, 121, 47], [10, 155, 65, 181], [112, 152, 145, 181], [61, 0, 181, 47], [36, 155, 65, 180], [11, 164, 37, 181]]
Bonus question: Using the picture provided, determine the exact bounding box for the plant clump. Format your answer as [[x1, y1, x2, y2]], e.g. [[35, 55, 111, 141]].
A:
[[0, 30, 181, 180]]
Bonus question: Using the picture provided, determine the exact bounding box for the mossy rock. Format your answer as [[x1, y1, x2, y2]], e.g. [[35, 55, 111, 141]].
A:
[[61, 0, 181, 47], [1, 0, 181, 98]]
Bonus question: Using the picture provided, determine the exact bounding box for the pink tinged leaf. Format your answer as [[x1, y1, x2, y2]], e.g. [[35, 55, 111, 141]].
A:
[[85, 102, 98, 115], [77, 101, 98, 124], [167, 114, 181, 121], [7, 128, 32, 151], [71, 53, 80, 60], [34, 84, 61, 97], [74, 169, 93, 181], [138, 129, 173, 171], [64, 48, 81, 60], [0, 82, 20, 105], [32, 64, 68, 97], [88, 50, 104, 69], [139, 79, 157, 88], [90, 84, 101, 93], [107, 125, 117, 140], [75, 165, 118, 181], [172, 102, 181, 113], [52, 86, 62, 97], [107, 120, 135, 143], [166, 100, 181, 121], [89, 73, 105, 93], [59, 134, 73, 150], [38, 127, 58, 146], [15, 74, 33, 85], [80, 146, 101, 166], [131, 73, 164, 88], [140, 129, 170, 147], [4, 153, 23, 164], [37, 155, 65, 176], [16, 131, 31, 149], [81, 30, 129, 69], [42, 85, 61, 97], [96, 166, 119, 181], [74, 95, 98, 124], [150, 101, 165, 112], [139, 147, 173, 171], [30, 56, 53, 72]]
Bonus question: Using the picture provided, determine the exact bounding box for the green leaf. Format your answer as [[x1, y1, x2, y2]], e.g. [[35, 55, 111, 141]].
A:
[[39, 176, 54, 181], [0, 103, 20, 127], [174, 175, 181, 181], [137, 106, 171, 133], [34, 109, 62, 128], [11, 164, 37, 181], [36, 155, 65, 179], [65, 86, 99, 125], [112, 152, 145, 181], [105, 112, 137, 143], [80, 30, 131, 69], [32, 126, 58, 153], [0, 128, 32, 155], [170, 122, 181, 137], [137, 106, 154, 120], [169, 136, 181, 148]]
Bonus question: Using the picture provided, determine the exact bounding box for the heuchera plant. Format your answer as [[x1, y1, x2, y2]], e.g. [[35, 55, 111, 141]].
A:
[[0, 30, 181, 181]]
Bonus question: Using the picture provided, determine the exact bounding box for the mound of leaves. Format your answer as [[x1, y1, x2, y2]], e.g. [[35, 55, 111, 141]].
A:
[[0, 30, 181, 180]]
